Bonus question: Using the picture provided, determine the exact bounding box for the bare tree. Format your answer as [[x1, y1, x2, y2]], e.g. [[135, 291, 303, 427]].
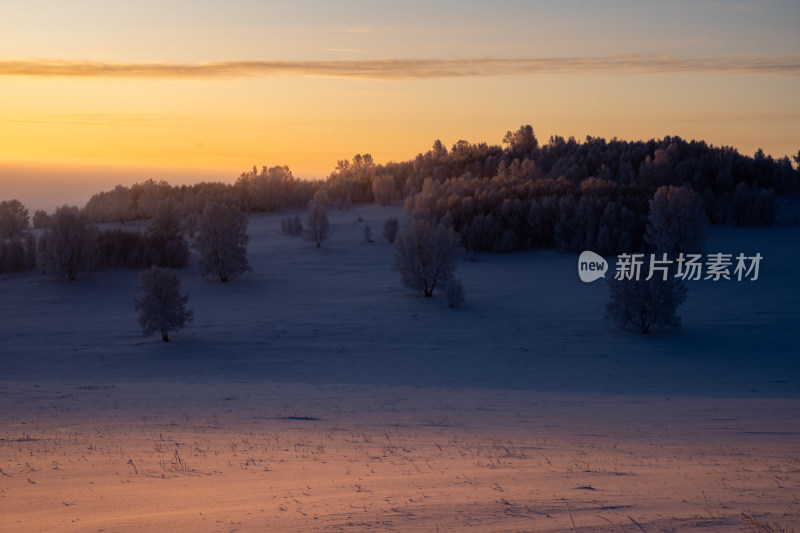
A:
[[306, 200, 330, 248], [0, 199, 29, 240], [194, 202, 251, 282], [134, 266, 193, 342], [37, 206, 98, 280], [393, 219, 460, 297]]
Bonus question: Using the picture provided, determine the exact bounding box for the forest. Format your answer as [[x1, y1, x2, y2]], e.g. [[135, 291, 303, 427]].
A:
[[2, 125, 799, 279]]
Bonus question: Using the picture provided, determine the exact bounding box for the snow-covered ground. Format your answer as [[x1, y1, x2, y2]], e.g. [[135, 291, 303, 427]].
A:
[[1, 204, 798, 531]]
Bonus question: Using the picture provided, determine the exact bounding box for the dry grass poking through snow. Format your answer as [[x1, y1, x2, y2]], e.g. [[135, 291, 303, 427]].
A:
[[1, 381, 798, 532]]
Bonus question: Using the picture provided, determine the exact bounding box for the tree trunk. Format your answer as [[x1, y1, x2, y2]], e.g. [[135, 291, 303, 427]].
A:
[[162, 330, 170, 342]]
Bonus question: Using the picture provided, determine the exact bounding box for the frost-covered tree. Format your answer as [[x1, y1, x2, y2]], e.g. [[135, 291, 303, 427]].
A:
[[372, 173, 398, 206], [605, 277, 687, 334], [393, 219, 461, 297], [645, 185, 708, 256], [147, 198, 189, 268], [382, 217, 399, 244], [37, 206, 98, 280], [134, 266, 193, 342], [502, 124, 538, 158], [32, 209, 51, 229], [150, 198, 183, 236], [0, 199, 29, 239], [194, 202, 251, 282], [306, 200, 330, 248], [312, 188, 330, 209]]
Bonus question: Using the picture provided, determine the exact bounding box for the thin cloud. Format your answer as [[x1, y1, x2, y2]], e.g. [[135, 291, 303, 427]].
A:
[[1, 56, 798, 80], [0, 113, 168, 127]]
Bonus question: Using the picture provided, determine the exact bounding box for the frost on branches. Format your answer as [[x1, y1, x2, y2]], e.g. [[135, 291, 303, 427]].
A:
[[393, 218, 461, 297], [306, 200, 330, 248], [605, 276, 687, 334], [194, 202, 251, 282], [134, 266, 193, 342], [37, 206, 98, 281]]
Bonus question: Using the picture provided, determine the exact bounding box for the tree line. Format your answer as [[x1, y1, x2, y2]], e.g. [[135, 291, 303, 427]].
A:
[[2, 125, 798, 337], [45, 126, 792, 230], [2, 125, 799, 276], [3, 125, 798, 272]]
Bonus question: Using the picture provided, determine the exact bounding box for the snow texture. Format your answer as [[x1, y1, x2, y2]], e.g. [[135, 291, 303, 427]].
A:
[[1, 204, 798, 531]]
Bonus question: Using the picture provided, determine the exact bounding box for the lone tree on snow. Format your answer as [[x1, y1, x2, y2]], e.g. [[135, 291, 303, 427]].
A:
[[605, 184, 699, 334], [393, 218, 461, 297], [605, 276, 687, 334], [134, 266, 194, 342], [194, 202, 251, 282], [306, 200, 330, 248]]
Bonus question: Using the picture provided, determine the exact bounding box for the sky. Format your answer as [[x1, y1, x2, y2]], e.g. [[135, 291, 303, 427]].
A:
[[1, 0, 799, 211]]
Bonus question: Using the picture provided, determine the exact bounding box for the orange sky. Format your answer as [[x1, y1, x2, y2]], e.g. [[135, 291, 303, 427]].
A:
[[1, 1, 798, 211]]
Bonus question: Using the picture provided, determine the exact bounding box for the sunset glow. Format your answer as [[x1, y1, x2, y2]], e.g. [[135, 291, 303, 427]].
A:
[[1, 1, 799, 210], [2, 4, 799, 531]]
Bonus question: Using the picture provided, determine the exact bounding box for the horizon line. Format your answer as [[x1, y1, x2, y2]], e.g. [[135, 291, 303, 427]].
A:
[[2, 55, 799, 80]]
